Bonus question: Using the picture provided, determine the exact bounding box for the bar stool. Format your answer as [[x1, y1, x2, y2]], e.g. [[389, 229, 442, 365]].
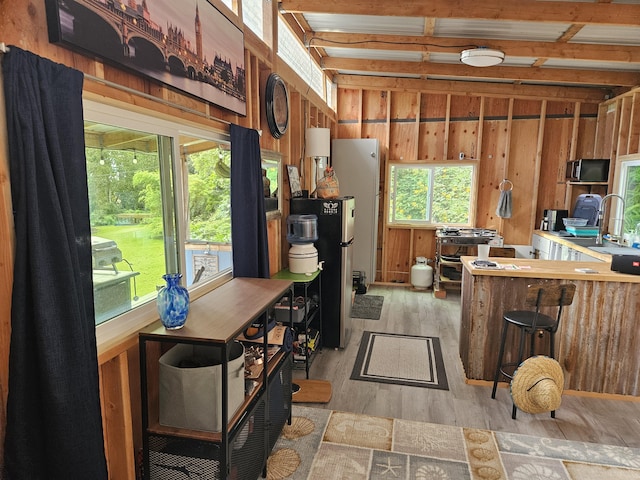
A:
[[491, 283, 576, 419]]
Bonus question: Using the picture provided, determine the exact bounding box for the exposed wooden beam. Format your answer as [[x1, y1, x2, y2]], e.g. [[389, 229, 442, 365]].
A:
[[307, 32, 640, 64], [279, 0, 640, 26], [558, 24, 586, 42], [423, 18, 436, 37], [323, 57, 640, 87], [332, 74, 610, 103]]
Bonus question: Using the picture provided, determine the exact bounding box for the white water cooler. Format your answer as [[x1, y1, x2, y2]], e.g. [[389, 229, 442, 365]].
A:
[[287, 214, 319, 274], [411, 256, 433, 289]]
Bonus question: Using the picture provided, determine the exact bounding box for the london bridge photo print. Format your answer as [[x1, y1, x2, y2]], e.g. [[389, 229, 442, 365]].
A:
[[46, 0, 246, 115]]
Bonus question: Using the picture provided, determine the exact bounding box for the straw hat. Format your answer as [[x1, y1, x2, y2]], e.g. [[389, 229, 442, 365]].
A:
[[510, 356, 564, 414]]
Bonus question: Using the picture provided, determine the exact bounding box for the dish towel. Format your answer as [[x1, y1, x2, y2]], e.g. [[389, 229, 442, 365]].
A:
[[496, 189, 513, 218]]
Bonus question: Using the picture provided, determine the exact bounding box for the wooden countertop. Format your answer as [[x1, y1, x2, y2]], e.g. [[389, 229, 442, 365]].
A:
[[461, 256, 640, 283], [534, 230, 611, 261], [140, 277, 292, 344], [459, 265, 640, 396]]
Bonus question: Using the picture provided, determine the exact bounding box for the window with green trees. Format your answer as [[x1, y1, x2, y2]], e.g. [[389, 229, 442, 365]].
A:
[[619, 159, 640, 237], [84, 102, 233, 326], [388, 163, 476, 225]]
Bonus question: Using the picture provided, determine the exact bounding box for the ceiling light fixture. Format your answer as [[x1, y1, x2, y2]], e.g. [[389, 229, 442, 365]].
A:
[[460, 48, 505, 67]]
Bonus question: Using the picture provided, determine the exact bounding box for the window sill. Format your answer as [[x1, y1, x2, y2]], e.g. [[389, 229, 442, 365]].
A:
[[95, 272, 233, 365], [387, 224, 474, 230]]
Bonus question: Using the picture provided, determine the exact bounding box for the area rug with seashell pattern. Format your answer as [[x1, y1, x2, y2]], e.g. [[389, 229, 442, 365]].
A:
[[267, 405, 640, 480]]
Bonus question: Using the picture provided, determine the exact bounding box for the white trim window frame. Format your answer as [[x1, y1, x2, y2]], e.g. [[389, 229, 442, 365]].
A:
[[84, 100, 232, 328], [387, 162, 477, 227], [615, 155, 640, 234]]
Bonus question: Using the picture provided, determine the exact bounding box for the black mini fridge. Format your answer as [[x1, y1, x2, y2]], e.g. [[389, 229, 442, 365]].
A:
[[290, 197, 355, 348]]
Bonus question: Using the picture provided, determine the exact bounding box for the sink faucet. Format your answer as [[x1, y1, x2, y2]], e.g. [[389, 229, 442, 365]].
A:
[[596, 193, 625, 245]]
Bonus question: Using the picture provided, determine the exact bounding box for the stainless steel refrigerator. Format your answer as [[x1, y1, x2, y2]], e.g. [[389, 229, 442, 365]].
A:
[[290, 197, 355, 348], [331, 138, 380, 285]]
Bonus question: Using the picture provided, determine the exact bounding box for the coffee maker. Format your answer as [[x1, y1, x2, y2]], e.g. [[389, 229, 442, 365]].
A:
[[543, 209, 569, 231]]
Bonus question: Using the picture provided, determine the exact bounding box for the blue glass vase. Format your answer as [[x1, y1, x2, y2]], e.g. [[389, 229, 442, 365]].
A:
[[157, 273, 190, 329]]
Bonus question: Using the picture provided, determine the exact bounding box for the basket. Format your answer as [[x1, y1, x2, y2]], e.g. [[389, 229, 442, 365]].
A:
[[159, 342, 245, 432]]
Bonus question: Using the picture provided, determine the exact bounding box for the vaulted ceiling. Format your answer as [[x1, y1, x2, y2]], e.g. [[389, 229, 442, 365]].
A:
[[279, 0, 640, 99]]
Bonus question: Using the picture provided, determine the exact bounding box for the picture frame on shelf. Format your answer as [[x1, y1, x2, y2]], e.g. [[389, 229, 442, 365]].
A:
[[287, 165, 303, 198]]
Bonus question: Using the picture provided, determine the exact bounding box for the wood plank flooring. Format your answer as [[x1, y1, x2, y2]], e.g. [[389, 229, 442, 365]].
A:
[[293, 285, 640, 448]]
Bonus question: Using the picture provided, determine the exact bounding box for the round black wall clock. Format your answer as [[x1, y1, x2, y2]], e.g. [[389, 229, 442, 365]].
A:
[[265, 73, 289, 139]]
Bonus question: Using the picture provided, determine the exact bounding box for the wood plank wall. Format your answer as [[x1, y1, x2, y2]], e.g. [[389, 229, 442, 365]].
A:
[[335, 87, 634, 284], [0, 1, 335, 477]]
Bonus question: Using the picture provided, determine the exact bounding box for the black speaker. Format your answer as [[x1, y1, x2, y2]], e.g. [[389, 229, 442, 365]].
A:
[[610, 255, 640, 275]]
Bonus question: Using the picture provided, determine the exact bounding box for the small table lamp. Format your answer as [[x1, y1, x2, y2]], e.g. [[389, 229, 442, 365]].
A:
[[306, 128, 330, 196]]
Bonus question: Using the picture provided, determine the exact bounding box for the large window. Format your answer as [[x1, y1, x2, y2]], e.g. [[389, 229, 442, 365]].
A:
[[388, 163, 476, 226], [84, 102, 232, 325], [86, 121, 176, 324]]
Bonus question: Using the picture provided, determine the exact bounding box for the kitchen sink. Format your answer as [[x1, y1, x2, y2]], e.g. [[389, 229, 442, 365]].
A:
[[547, 231, 599, 247], [588, 245, 640, 256], [565, 237, 599, 247]]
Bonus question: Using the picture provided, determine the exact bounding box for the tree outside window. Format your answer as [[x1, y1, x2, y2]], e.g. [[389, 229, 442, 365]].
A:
[[388, 163, 475, 226], [620, 159, 640, 236], [85, 120, 233, 325]]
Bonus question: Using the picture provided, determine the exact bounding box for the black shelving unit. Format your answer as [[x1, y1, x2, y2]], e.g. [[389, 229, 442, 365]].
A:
[[272, 268, 322, 379], [139, 277, 293, 480]]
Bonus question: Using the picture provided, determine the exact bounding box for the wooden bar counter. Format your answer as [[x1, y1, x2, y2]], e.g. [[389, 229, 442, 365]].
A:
[[459, 256, 640, 396]]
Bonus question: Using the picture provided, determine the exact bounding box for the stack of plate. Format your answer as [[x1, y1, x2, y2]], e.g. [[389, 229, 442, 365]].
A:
[[565, 226, 599, 237]]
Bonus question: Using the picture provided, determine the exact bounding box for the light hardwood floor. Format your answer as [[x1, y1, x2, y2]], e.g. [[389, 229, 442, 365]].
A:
[[293, 285, 640, 448]]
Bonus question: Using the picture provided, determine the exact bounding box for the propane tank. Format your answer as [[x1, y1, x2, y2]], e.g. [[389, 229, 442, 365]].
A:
[[411, 256, 433, 289]]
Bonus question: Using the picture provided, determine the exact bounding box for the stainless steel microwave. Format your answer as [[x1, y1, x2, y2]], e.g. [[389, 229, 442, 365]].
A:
[[566, 159, 610, 182]]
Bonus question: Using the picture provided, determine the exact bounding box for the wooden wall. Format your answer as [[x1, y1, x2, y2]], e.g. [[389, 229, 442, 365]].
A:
[[335, 82, 640, 284], [335, 86, 614, 283], [0, 0, 334, 477]]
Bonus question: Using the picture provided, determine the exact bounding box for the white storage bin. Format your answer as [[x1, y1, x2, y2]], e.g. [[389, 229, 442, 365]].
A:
[[159, 341, 245, 432]]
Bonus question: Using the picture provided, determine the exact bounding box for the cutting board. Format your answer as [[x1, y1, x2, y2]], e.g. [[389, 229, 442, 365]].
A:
[[573, 194, 602, 226]]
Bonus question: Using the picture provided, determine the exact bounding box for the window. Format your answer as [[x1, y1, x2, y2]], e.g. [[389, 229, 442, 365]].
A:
[[180, 135, 233, 287], [84, 101, 232, 325], [618, 158, 640, 234], [261, 152, 283, 216], [244, 6, 332, 108], [243, 0, 264, 40], [277, 16, 324, 100], [326, 77, 336, 111], [388, 163, 476, 226]]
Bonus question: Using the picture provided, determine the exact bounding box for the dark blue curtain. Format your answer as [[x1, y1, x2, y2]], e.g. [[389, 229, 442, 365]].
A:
[[230, 124, 270, 278], [3, 47, 107, 479]]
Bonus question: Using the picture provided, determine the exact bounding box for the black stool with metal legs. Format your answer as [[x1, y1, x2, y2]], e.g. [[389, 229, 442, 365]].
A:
[[491, 283, 576, 419]]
